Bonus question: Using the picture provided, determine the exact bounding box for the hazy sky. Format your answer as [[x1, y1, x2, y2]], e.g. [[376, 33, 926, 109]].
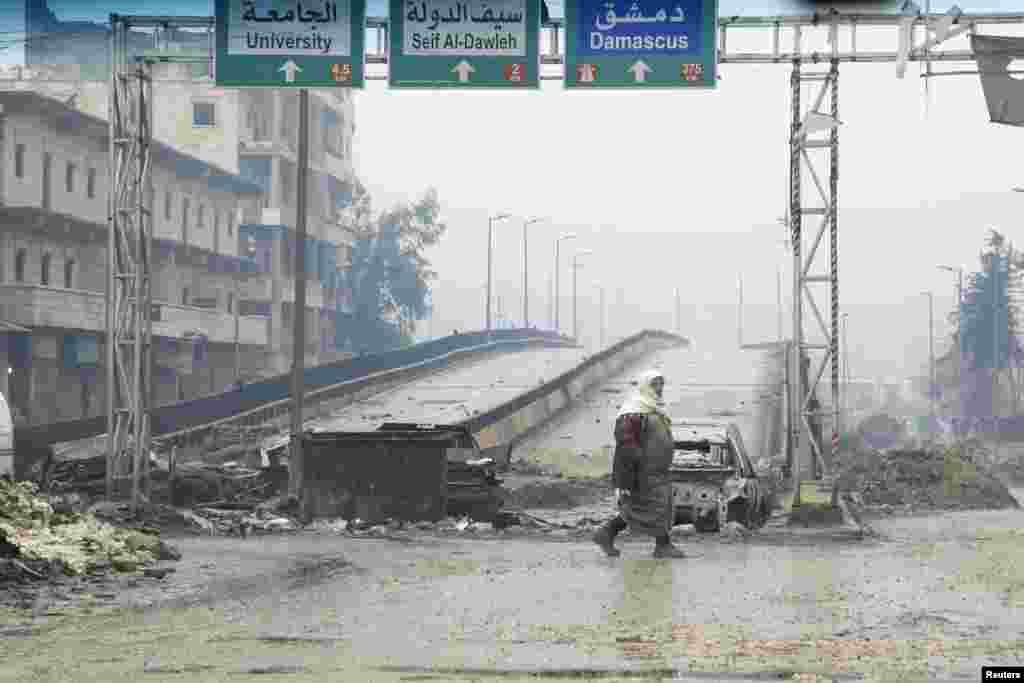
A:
[[2, 1, 1023, 380]]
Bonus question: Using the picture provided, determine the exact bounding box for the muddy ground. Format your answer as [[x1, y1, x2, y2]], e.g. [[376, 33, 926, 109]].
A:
[[3, 471, 1024, 683]]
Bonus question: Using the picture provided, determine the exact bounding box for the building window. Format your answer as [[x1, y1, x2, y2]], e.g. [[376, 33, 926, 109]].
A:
[[193, 101, 216, 127], [86, 168, 96, 199], [65, 162, 75, 193], [227, 292, 234, 314], [197, 204, 204, 231], [14, 144, 25, 178], [64, 259, 75, 289], [181, 197, 190, 243], [227, 212, 234, 236], [41, 152, 52, 210], [14, 249, 26, 282], [40, 252, 51, 286], [164, 191, 172, 221], [182, 287, 190, 305]]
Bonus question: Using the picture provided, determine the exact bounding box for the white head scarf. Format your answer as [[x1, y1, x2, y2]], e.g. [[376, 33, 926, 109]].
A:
[[617, 369, 667, 418]]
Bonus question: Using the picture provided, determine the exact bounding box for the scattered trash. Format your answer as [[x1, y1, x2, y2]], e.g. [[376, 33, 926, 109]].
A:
[[143, 567, 176, 580], [0, 480, 179, 580], [720, 521, 750, 540]]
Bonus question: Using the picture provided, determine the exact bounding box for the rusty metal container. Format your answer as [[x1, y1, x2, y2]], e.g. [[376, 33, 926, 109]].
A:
[[299, 427, 465, 523]]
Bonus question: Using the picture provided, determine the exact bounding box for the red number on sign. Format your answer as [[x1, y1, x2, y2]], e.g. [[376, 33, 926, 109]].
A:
[[331, 63, 352, 82], [680, 63, 704, 82], [577, 64, 598, 82], [504, 63, 524, 81]]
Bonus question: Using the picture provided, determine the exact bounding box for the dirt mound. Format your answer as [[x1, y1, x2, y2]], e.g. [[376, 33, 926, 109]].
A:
[[506, 477, 611, 510], [836, 446, 1019, 512]]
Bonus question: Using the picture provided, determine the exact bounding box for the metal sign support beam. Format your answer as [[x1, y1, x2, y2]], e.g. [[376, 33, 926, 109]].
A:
[[107, 15, 154, 511]]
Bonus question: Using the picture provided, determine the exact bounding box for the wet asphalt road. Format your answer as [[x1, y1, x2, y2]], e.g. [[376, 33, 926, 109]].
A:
[[310, 346, 591, 431], [5, 500, 1024, 683], [4, 344, 1024, 682]]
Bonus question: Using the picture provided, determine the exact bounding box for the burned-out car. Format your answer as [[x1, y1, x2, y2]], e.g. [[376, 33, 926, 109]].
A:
[[669, 418, 770, 532]]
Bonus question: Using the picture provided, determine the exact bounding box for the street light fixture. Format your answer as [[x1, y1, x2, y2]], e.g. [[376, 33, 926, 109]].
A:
[[572, 249, 594, 341], [486, 213, 511, 333], [554, 233, 577, 334], [522, 217, 544, 328]]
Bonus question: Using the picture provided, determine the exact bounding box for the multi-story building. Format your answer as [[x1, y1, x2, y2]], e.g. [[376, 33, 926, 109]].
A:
[[1, 0, 364, 423], [0, 90, 267, 426]]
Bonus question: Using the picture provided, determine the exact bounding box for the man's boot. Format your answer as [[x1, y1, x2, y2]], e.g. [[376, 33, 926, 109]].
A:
[[593, 517, 625, 557], [652, 535, 685, 559]]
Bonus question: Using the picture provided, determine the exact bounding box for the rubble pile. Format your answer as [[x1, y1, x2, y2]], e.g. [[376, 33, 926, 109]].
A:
[[47, 454, 287, 509], [0, 479, 179, 583], [506, 476, 611, 510], [836, 445, 1020, 513]]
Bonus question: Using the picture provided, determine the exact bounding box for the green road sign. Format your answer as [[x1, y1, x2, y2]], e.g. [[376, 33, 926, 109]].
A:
[[565, 0, 717, 88], [215, 0, 366, 87], [389, 0, 540, 89]]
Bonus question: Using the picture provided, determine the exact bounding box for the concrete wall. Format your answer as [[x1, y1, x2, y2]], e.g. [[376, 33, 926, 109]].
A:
[[463, 331, 686, 464]]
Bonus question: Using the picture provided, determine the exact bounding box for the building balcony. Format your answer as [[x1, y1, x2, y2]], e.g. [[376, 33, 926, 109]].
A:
[[0, 284, 267, 346]]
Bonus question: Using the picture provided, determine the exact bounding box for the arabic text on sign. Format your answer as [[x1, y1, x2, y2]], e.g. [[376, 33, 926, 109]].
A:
[[593, 2, 688, 31], [241, 0, 340, 23], [404, 1, 525, 31]]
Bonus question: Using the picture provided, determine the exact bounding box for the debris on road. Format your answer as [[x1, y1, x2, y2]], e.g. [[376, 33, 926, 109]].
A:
[[836, 445, 1020, 513], [720, 521, 751, 541], [0, 479, 179, 582], [506, 477, 610, 510]]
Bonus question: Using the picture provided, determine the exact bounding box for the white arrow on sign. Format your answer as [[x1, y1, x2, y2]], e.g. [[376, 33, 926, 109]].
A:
[[279, 60, 302, 83], [628, 60, 652, 83], [452, 60, 475, 83]]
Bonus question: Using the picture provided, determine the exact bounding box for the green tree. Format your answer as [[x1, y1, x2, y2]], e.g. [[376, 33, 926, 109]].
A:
[[344, 187, 446, 352], [957, 229, 1023, 417]]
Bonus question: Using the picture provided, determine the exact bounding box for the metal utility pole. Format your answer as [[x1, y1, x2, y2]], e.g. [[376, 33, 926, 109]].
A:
[[486, 213, 510, 333], [939, 265, 964, 433], [571, 250, 593, 341], [993, 249, 1001, 423], [108, 15, 155, 510], [842, 312, 849, 432], [777, 266, 784, 344], [737, 275, 744, 347], [554, 233, 577, 334], [288, 89, 311, 499], [523, 218, 543, 328], [674, 288, 681, 335], [924, 291, 936, 440]]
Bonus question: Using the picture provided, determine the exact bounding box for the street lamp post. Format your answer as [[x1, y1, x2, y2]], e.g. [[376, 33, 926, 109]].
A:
[[923, 290, 936, 442], [841, 312, 849, 434], [234, 237, 258, 385], [572, 250, 593, 341], [523, 218, 544, 328], [486, 213, 511, 334], [554, 233, 577, 334], [938, 264, 964, 436]]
